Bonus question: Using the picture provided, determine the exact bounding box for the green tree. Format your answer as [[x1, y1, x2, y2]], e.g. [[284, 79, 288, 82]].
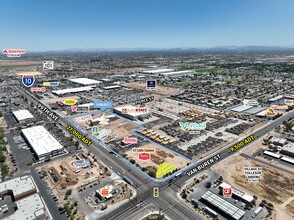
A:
[[206, 182, 212, 188], [1, 164, 9, 177]]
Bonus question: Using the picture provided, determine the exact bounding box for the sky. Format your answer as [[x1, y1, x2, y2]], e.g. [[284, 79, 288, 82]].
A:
[[1, 0, 294, 51]]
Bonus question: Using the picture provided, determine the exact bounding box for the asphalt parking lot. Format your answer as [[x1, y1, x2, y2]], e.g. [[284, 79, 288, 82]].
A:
[[6, 132, 35, 171]]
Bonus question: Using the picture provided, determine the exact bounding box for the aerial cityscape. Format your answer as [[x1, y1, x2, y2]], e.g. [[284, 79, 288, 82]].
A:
[[0, 1, 294, 220]]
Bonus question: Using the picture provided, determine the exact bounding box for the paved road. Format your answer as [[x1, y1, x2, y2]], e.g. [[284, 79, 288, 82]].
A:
[[17, 85, 294, 220]]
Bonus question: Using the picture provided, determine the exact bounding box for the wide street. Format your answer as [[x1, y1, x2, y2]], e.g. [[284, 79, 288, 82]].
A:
[[17, 85, 294, 220]]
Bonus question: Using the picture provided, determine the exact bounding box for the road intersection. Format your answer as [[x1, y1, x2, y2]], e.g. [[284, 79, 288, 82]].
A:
[[17, 85, 294, 220]]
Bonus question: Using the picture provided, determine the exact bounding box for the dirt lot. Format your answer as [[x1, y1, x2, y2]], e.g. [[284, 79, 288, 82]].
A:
[[42, 96, 80, 104], [285, 198, 294, 218], [15, 71, 43, 76], [42, 154, 103, 191], [125, 143, 190, 178], [213, 155, 294, 220], [0, 60, 41, 66], [0, 117, 8, 129], [122, 82, 182, 96], [76, 112, 137, 141]]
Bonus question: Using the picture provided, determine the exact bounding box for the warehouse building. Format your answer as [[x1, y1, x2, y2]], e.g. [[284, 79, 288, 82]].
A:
[[201, 191, 245, 220], [269, 137, 287, 146], [281, 142, 294, 157], [0, 175, 47, 220], [140, 68, 174, 75], [230, 105, 253, 113], [52, 86, 95, 96], [12, 110, 34, 123], [103, 85, 121, 90], [21, 126, 64, 160], [68, 78, 102, 85], [219, 182, 254, 204], [159, 70, 195, 77]]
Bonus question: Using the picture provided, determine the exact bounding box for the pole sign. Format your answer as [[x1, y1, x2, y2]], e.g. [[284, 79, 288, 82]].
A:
[[22, 75, 35, 87], [43, 61, 54, 70]]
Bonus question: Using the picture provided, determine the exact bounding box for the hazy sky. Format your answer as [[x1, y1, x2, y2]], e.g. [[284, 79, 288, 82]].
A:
[[1, 0, 294, 51]]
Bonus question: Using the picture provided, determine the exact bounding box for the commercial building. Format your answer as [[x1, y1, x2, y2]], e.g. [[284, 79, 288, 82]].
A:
[[159, 70, 195, 77], [201, 191, 245, 220], [12, 110, 34, 123], [0, 175, 47, 220], [269, 137, 287, 146], [68, 78, 102, 85], [219, 182, 254, 204], [263, 150, 281, 159], [230, 105, 253, 113], [140, 69, 174, 75], [95, 184, 117, 200], [113, 105, 150, 120], [103, 85, 121, 90], [21, 125, 64, 160], [281, 142, 294, 157], [52, 86, 95, 96]]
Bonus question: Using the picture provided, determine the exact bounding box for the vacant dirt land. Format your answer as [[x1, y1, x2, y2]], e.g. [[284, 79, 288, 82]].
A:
[[0, 60, 41, 66], [15, 71, 43, 76], [122, 82, 182, 96], [0, 117, 8, 129], [285, 199, 294, 218], [214, 155, 294, 220], [76, 112, 138, 141], [42, 96, 80, 104], [125, 143, 189, 178]]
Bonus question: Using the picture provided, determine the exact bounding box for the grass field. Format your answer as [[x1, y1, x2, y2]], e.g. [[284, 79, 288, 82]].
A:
[[176, 81, 192, 85]]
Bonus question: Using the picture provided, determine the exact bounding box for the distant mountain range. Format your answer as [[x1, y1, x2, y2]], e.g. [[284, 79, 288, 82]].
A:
[[31, 45, 294, 53]]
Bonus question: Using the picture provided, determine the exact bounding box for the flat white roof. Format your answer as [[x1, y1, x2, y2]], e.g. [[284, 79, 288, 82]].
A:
[[13, 110, 34, 121], [263, 150, 281, 158], [21, 125, 63, 157], [103, 85, 121, 90], [4, 194, 45, 220], [281, 156, 294, 164], [159, 70, 195, 77], [96, 184, 116, 199], [268, 95, 283, 101], [101, 78, 111, 82], [141, 69, 174, 74], [231, 105, 253, 112], [68, 78, 102, 85], [52, 86, 94, 95], [0, 175, 36, 198]]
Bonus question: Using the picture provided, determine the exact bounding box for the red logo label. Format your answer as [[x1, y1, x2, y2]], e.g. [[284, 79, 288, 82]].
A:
[[31, 87, 46, 92], [223, 187, 232, 198], [123, 137, 138, 144], [71, 105, 77, 112], [101, 188, 109, 197], [138, 153, 150, 160]]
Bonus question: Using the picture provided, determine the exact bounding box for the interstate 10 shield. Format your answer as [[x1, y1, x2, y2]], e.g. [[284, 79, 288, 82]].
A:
[[22, 75, 35, 87]]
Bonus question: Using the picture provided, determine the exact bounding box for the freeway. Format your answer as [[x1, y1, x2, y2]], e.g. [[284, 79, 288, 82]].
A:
[[17, 85, 294, 220]]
